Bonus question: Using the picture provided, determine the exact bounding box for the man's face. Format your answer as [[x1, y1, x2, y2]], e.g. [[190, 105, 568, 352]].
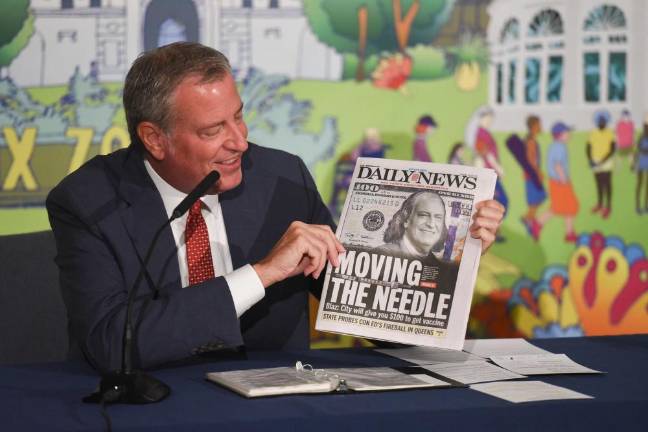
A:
[[153, 73, 248, 194], [403, 194, 445, 255]]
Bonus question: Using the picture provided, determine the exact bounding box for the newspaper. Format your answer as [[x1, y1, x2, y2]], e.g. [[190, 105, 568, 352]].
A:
[[316, 158, 496, 349]]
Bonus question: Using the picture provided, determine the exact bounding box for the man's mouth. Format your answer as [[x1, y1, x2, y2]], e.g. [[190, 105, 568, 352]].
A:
[[216, 155, 241, 169], [219, 156, 239, 165]]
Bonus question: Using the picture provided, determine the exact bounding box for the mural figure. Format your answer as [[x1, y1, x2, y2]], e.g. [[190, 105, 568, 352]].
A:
[[412, 115, 436, 162], [615, 109, 634, 168], [352, 128, 389, 160], [635, 115, 648, 215], [586, 109, 615, 219], [537, 122, 579, 242], [520, 115, 546, 238], [447, 142, 468, 165], [329, 128, 388, 219], [466, 106, 508, 235]]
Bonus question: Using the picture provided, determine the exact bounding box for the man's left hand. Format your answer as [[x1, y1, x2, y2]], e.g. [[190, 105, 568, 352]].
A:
[[469, 199, 505, 253]]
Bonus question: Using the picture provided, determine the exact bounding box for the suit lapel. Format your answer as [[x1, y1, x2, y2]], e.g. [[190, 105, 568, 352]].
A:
[[220, 147, 276, 269], [117, 149, 180, 293]]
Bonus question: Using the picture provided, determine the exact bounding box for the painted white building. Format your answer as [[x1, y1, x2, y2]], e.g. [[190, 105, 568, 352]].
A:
[[487, 0, 648, 130], [9, 0, 342, 86]]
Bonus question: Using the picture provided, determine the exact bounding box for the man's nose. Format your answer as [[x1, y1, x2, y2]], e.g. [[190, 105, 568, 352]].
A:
[[226, 122, 248, 150]]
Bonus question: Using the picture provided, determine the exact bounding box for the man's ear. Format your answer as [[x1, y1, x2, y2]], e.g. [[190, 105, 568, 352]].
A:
[[137, 121, 167, 161]]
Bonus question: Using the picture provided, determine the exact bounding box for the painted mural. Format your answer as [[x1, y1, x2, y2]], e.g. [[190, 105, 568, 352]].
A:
[[1, 0, 647, 347]]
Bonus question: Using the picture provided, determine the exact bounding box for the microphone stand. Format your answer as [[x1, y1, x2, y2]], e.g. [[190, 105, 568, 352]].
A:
[[84, 170, 220, 405]]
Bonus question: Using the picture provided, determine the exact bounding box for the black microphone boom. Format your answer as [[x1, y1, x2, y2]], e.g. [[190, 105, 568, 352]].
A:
[[172, 170, 220, 219], [84, 170, 220, 405]]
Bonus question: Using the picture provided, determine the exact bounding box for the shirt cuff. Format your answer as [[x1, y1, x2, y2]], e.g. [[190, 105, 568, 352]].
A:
[[224, 264, 265, 317]]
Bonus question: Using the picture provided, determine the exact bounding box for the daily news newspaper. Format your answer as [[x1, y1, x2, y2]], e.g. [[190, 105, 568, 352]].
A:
[[316, 158, 496, 349]]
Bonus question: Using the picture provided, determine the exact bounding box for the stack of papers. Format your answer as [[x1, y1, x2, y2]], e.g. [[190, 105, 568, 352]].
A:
[[376, 338, 601, 396], [462, 338, 551, 358], [376, 346, 484, 365], [489, 353, 603, 375], [471, 381, 594, 403], [420, 362, 525, 385]]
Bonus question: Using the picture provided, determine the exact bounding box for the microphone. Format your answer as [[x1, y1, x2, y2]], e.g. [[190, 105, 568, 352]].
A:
[[84, 170, 220, 405], [172, 170, 221, 220]]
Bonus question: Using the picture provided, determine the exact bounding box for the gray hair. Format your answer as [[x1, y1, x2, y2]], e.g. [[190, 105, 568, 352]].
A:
[[123, 42, 232, 149]]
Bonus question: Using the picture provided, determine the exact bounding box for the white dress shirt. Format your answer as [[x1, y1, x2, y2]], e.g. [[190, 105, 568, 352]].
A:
[[144, 160, 265, 317]]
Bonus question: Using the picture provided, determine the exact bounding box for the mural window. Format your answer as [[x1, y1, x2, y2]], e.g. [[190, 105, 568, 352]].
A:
[[158, 19, 187, 47], [608, 52, 626, 102], [583, 4, 627, 31], [500, 18, 519, 44], [547, 56, 563, 102], [243, 0, 252, 8], [496, 63, 503, 104], [57, 30, 77, 43], [508, 60, 516, 103], [525, 58, 540, 103], [61, 0, 73, 9], [583, 52, 600, 102], [269, 0, 279, 8], [528, 9, 564, 37], [90, 0, 102, 7]]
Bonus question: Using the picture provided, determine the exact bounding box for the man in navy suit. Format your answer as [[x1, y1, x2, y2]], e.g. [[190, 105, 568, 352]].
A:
[[47, 43, 504, 373]]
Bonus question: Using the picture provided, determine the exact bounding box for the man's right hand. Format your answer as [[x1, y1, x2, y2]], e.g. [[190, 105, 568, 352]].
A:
[[253, 221, 345, 288]]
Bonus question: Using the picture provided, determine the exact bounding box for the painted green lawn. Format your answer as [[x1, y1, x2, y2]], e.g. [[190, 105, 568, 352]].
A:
[[3, 75, 647, 283], [283, 77, 648, 279]]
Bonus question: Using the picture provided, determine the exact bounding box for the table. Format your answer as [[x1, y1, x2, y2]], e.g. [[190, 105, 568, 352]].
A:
[[1, 335, 647, 431]]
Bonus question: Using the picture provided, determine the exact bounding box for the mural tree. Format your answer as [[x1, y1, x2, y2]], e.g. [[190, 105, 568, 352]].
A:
[[376, 0, 455, 54], [304, 0, 384, 81], [305, 0, 454, 81], [0, 0, 34, 72]]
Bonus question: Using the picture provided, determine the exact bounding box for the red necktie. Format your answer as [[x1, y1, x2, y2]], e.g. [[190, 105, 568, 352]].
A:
[[186, 200, 215, 285]]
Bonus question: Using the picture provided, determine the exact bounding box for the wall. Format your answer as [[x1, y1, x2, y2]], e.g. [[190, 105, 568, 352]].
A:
[[1, 0, 646, 345]]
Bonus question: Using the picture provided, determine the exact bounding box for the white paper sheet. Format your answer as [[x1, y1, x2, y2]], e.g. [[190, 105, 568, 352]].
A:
[[421, 361, 525, 384], [470, 380, 594, 403], [489, 353, 603, 375], [462, 338, 551, 358], [376, 346, 485, 365]]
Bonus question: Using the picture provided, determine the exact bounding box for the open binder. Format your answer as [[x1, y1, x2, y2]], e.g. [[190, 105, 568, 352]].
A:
[[206, 362, 461, 398]]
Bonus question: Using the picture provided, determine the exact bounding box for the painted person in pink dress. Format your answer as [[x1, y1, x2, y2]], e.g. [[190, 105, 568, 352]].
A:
[[615, 109, 635, 168], [465, 106, 508, 238], [412, 115, 436, 162]]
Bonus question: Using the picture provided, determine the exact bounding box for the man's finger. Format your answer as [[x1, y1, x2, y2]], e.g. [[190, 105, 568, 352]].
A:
[[476, 199, 505, 214], [471, 216, 500, 231], [473, 206, 504, 223], [313, 240, 328, 279], [310, 225, 344, 268], [471, 226, 495, 249]]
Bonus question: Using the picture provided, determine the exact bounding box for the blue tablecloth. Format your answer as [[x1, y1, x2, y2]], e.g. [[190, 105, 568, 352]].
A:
[[1, 335, 647, 431]]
